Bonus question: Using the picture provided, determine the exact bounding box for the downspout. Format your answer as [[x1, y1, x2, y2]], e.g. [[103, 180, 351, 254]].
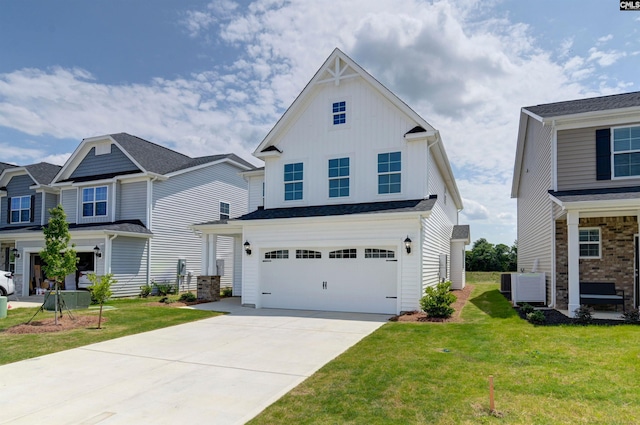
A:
[[146, 177, 157, 285], [550, 119, 557, 308]]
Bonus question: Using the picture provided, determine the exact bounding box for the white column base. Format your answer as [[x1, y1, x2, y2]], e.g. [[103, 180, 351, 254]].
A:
[[568, 303, 581, 318]]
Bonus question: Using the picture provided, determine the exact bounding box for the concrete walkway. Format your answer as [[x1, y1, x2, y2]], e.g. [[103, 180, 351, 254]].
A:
[[0, 298, 389, 424]]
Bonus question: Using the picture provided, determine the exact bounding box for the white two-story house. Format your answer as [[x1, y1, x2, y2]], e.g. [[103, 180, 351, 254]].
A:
[[194, 49, 469, 314], [0, 133, 254, 297]]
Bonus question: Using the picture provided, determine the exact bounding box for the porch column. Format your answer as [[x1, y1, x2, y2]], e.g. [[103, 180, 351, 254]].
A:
[[200, 234, 208, 275], [207, 234, 217, 276], [567, 210, 580, 317]]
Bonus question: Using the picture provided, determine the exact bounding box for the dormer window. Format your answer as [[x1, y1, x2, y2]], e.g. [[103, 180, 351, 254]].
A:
[[332, 101, 346, 125], [10, 196, 31, 223], [82, 186, 108, 217]]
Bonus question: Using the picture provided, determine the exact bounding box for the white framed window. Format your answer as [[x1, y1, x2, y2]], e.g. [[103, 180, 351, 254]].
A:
[[10, 196, 31, 223], [328, 157, 350, 198], [220, 202, 230, 220], [82, 186, 108, 217], [378, 152, 401, 194], [284, 162, 303, 201], [612, 125, 640, 178], [332, 101, 346, 125], [579, 228, 601, 258]]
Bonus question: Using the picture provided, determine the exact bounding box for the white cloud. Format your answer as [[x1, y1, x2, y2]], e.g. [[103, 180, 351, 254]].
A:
[[460, 198, 490, 220], [597, 34, 613, 44], [587, 47, 626, 67]]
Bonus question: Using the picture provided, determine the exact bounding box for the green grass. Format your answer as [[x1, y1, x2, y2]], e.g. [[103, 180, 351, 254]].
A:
[[0, 296, 221, 365], [250, 272, 640, 425]]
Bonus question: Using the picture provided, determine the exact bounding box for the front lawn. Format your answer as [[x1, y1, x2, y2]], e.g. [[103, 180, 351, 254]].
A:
[[0, 296, 221, 365], [250, 273, 640, 424]]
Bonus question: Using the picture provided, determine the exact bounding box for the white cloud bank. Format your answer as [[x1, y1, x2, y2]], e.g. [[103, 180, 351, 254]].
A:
[[0, 0, 635, 244]]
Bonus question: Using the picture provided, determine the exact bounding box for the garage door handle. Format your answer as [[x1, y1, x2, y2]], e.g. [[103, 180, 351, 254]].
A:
[[322, 281, 327, 290], [386, 259, 398, 262], [386, 296, 397, 299], [262, 292, 271, 295]]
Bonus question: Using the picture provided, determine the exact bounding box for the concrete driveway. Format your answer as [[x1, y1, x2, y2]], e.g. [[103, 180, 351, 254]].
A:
[[0, 298, 389, 424]]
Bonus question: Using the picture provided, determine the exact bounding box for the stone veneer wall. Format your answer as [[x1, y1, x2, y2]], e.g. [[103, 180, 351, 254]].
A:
[[555, 216, 636, 310]]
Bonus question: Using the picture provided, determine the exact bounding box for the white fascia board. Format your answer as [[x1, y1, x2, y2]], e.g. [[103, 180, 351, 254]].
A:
[[404, 130, 439, 142], [33, 186, 60, 194], [253, 149, 283, 160], [236, 210, 432, 228], [69, 229, 153, 239], [511, 112, 530, 198], [190, 222, 244, 235], [240, 168, 265, 178], [544, 107, 640, 131], [550, 195, 640, 214]]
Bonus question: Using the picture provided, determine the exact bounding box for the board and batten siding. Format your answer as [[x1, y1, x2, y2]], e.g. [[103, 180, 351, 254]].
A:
[[117, 180, 148, 226], [61, 188, 78, 223], [151, 162, 248, 285], [557, 123, 640, 191], [1, 174, 38, 226], [110, 236, 149, 297], [516, 118, 553, 302], [70, 145, 139, 179], [263, 77, 430, 209]]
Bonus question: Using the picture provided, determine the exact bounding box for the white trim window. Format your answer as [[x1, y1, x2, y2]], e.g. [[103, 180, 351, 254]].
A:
[[579, 228, 601, 258], [328, 157, 349, 198], [10, 196, 31, 223], [332, 101, 346, 125], [220, 202, 230, 220], [82, 186, 108, 217], [378, 152, 401, 194], [284, 162, 303, 201], [612, 125, 640, 178]]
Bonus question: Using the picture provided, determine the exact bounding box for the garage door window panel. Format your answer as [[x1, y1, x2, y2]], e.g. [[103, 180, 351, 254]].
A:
[[365, 249, 395, 259], [296, 249, 322, 259], [265, 250, 289, 259], [329, 249, 357, 259]]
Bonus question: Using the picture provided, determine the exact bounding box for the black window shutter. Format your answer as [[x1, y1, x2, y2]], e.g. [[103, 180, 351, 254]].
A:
[[595, 128, 611, 181], [6, 198, 10, 224], [30, 194, 36, 222]]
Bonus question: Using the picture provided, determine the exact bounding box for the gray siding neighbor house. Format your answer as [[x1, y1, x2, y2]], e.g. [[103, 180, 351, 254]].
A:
[[511, 91, 640, 316], [0, 133, 255, 297]]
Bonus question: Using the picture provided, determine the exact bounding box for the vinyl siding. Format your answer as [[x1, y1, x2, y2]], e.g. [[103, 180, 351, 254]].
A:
[[43, 192, 59, 224], [421, 203, 454, 290], [248, 175, 265, 212], [117, 180, 148, 225], [70, 145, 139, 179], [516, 118, 553, 302], [151, 162, 248, 286], [111, 236, 149, 297], [557, 123, 640, 190], [263, 77, 429, 208], [1, 174, 38, 226], [60, 188, 78, 223]]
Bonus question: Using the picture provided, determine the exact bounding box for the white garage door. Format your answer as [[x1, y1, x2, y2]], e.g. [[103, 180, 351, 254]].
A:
[[260, 247, 397, 314]]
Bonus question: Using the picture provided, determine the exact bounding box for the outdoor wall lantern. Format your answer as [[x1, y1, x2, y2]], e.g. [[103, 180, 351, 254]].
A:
[[244, 241, 252, 255], [11, 247, 20, 259], [404, 236, 412, 254], [93, 245, 102, 258]]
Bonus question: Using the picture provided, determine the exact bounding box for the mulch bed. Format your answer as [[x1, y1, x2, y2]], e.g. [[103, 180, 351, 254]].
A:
[[4, 315, 107, 334], [514, 307, 638, 326], [389, 284, 473, 323]]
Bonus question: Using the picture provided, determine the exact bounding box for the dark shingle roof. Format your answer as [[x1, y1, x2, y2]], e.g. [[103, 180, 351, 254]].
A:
[[549, 187, 640, 203], [110, 133, 191, 175], [525, 91, 640, 118], [233, 197, 437, 221], [452, 225, 470, 241], [25, 162, 63, 185], [0, 220, 152, 235], [0, 162, 17, 173], [109, 133, 256, 175]]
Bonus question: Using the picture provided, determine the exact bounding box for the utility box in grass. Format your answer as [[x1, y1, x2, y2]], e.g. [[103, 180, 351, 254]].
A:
[[44, 290, 91, 311], [197, 276, 220, 302]]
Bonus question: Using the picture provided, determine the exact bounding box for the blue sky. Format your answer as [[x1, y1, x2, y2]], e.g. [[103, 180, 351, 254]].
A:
[[1, 0, 639, 246]]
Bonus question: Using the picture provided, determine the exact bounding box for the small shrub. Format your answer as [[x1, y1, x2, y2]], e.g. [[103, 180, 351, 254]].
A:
[[621, 308, 640, 323], [519, 303, 535, 315], [154, 282, 176, 296], [420, 281, 457, 318], [159, 296, 174, 304], [179, 292, 197, 302], [139, 283, 152, 298], [574, 305, 593, 323], [221, 287, 233, 297], [526, 310, 546, 325]]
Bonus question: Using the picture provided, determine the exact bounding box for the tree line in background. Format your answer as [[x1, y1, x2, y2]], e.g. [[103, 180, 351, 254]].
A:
[[465, 238, 517, 272]]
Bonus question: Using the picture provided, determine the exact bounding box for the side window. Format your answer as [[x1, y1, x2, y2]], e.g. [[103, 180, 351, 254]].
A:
[[332, 101, 346, 125], [220, 202, 230, 220], [284, 163, 303, 201], [378, 152, 401, 194], [579, 228, 600, 258]]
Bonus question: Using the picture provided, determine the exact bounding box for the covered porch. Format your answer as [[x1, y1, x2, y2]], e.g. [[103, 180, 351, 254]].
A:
[[551, 189, 640, 317], [195, 221, 244, 297]]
